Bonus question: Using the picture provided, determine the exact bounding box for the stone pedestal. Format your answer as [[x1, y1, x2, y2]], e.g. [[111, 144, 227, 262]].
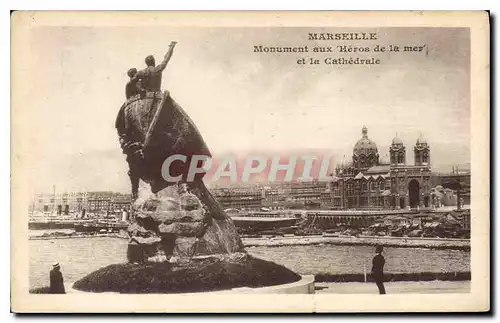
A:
[[127, 180, 244, 262]]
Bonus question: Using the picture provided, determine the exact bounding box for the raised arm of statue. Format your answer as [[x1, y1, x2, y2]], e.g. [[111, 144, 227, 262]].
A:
[[156, 41, 177, 72]]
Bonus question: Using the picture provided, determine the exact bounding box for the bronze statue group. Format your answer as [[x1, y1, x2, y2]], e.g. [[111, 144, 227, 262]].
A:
[[116, 41, 177, 201]]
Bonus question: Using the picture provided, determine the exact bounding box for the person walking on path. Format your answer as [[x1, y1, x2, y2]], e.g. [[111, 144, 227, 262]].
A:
[[371, 245, 386, 294], [49, 262, 65, 294]]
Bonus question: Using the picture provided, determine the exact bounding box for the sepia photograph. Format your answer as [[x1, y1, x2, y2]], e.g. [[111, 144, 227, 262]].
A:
[[10, 11, 490, 313]]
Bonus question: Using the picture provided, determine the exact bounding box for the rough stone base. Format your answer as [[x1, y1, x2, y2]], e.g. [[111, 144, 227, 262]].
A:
[[126, 180, 244, 261]]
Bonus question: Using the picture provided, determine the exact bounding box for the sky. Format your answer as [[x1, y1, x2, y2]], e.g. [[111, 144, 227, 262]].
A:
[[22, 27, 470, 194]]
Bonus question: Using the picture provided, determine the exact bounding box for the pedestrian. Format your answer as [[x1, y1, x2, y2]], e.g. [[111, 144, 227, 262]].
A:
[[371, 245, 386, 294], [49, 262, 65, 294]]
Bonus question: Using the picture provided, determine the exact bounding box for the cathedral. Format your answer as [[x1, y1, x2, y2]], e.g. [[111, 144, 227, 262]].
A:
[[330, 126, 432, 210]]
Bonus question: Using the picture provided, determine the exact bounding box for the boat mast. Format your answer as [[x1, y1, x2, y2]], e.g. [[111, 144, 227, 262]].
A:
[[52, 184, 56, 216]]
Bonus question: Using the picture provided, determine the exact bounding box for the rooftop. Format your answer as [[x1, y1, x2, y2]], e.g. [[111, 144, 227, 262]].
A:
[[365, 165, 391, 174]]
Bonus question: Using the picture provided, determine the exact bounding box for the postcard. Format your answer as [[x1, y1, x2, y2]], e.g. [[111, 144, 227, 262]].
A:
[[11, 11, 490, 313]]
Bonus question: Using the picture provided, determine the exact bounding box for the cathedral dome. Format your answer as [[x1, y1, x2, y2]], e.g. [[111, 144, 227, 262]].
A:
[[353, 126, 378, 156], [391, 134, 403, 145]]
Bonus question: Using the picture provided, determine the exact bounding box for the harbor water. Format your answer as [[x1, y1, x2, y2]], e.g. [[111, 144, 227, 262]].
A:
[[29, 234, 470, 289]]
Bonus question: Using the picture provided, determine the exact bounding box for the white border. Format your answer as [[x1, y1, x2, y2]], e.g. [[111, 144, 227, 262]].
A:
[[4, 2, 496, 322]]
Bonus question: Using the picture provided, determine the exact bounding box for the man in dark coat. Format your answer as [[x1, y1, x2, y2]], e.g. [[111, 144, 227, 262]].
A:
[[371, 245, 386, 294], [49, 263, 65, 294]]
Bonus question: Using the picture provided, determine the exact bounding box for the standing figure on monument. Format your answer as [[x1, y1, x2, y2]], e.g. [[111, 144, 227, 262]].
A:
[[125, 67, 144, 100], [134, 41, 177, 93], [115, 41, 177, 200]]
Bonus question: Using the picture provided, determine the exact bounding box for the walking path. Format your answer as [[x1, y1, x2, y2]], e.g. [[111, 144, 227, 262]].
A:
[[243, 235, 470, 250], [315, 280, 470, 294]]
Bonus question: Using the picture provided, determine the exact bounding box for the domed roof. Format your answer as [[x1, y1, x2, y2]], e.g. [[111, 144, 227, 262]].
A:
[[391, 133, 403, 145], [353, 126, 378, 156], [416, 133, 428, 145]]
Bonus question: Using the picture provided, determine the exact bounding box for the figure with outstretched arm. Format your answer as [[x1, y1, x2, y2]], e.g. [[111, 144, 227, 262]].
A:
[[116, 42, 177, 200], [135, 41, 177, 92], [156, 41, 177, 72]]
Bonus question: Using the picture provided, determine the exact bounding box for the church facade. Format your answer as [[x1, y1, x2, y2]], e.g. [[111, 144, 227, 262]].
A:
[[329, 126, 432, 210]]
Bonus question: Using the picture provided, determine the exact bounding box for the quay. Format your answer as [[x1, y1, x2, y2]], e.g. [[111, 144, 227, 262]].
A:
[[242, 234, 470, 251], [29, 219, 128, 232]]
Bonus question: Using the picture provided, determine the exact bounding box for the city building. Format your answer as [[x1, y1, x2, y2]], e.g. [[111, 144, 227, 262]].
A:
[[261, 184, 288, 206], [86, 191, 114, 214], [432, 167, 471, 206], [288, 180, 327, 208], [330, 126, 433, 210], [30, 190, 132, 217], [110, 193, 134, 213], [212, 186, 264, 210], [31, 191, 89, 216]]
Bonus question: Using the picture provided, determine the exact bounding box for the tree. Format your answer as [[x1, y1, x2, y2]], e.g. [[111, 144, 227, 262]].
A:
[[442, 179, 467, 210]]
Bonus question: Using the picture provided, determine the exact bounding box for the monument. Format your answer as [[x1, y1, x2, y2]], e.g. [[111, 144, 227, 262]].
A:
[[72, 42, 302, 294], [115, 41, 244, 262]]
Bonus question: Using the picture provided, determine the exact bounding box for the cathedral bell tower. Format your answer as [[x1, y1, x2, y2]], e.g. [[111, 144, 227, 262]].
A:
[[390, 133, 406, 166], [414, 133, 430, 166]]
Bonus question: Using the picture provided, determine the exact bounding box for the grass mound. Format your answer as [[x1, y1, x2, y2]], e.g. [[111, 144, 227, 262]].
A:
[[72, 255, 301, 294]]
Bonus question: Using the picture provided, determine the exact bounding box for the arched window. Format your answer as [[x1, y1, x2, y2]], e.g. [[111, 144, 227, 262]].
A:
[[347, 183, 354, 196], [423, 151, 429, 163], [398, 152, 404, 163]]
